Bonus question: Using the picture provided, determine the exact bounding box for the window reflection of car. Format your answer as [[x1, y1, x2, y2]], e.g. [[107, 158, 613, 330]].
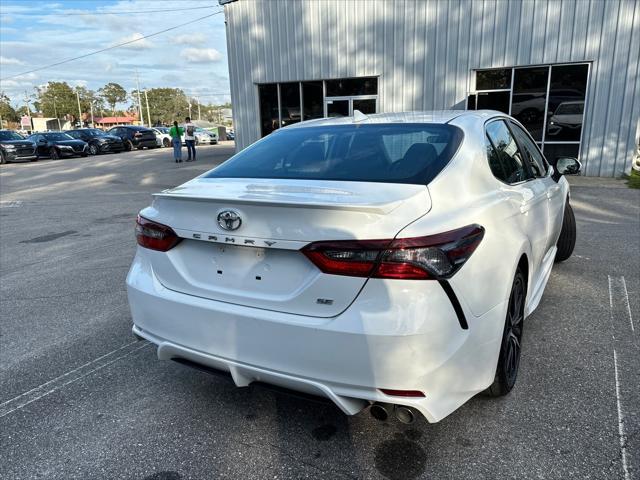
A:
[[547, 101, 584, 137]]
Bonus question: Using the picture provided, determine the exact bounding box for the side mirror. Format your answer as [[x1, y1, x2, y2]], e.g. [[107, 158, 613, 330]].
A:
[[555, 157, 581, 176]]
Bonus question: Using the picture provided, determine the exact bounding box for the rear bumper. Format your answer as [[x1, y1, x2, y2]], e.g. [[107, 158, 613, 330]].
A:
[[134, 139, 157, 148], [127, 248, 506, 422]]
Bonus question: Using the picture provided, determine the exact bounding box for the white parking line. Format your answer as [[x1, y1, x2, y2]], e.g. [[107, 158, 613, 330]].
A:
[[620, 276, 635, 333], [613, 349, 631, 480], [608, 276, 632, 480], [0, 341, 150, 419]]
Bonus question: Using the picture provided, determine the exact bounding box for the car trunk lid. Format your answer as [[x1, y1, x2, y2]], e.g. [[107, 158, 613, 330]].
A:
[[141, 178, 431, 317]]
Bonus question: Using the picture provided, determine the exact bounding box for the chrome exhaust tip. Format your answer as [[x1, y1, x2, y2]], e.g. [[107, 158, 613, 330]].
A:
[[393, 405, 415, 424], [370, 403, 389, 421]]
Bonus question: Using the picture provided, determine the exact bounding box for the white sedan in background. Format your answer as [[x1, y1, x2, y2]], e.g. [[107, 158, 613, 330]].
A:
[[127, 110, 579, 424], [152, 127, 172, 148]]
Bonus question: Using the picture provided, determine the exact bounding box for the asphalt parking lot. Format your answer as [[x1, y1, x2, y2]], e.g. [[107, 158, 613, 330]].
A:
[[0, 145, 638, 480]]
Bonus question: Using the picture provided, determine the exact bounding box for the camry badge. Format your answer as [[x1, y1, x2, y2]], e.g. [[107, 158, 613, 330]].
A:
[[217, 210, 242, 231]]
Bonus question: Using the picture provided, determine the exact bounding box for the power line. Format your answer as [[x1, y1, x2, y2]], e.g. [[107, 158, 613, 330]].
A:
[[0, 11, 224, 81], [0, 5, 219, 16]]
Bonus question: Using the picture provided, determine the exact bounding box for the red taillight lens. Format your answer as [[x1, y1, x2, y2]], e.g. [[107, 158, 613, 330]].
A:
[[379, 389, 426, 398], [301, 225, 484, 280], [135, 215, 181, 252]]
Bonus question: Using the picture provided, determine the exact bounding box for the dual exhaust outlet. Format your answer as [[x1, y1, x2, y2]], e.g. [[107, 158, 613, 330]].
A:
[[369, 402, 416, 424]]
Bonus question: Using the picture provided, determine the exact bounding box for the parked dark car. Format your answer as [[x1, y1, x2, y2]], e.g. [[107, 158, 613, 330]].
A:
[[107, 125, 157, 151], [66, 128, 125, 155], [27, 132, 88, 159], [0, 130, 38, 164]]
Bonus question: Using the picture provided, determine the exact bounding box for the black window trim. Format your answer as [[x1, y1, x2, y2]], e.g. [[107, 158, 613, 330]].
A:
[[484, 117, 536, 185], [506, 119, 551, 179]]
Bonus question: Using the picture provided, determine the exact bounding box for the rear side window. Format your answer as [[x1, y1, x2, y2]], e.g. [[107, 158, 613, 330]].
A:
[[509, 122, 548, 177], [485, 120, 529, 184], [206, 124, 464, 185]]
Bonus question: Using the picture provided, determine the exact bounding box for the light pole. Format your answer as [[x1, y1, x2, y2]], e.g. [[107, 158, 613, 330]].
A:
[[76, 88, 83, 127], [144, 90, 151, 127], [53, 95, 62, 130]]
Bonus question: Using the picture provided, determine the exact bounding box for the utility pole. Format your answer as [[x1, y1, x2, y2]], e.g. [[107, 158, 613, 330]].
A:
[[187, 99, 192, 120], [23, 91, 32, 131], [76, 88, 83, 128], [53, 95, 62, 130], [90, 102, 95, 128], [135, 69, 144, 126], [144, 90, 151, 127], [196, 97, 201, 121]]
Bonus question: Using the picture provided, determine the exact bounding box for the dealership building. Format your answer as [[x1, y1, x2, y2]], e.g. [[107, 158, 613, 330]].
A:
[[220, 0, 639, 177]]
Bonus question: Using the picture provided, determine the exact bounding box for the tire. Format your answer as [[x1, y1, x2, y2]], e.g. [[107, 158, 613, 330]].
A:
[[88, 143, 99, 155], [163, 138, 170, 148], [486, 270, 526, 397], [555, 202, 576, 262], [50, 147, 60, 160], [80, 152, 88, 157], [0, 151, 6, 164], [124, 140, 133, 152]]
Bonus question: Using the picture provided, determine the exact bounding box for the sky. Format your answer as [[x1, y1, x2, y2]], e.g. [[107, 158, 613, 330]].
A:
[[0, 0, 230, 108]]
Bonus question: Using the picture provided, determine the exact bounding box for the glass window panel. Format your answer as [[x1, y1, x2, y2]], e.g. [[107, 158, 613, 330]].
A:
[[546, 64, 588, 141], [509, 121, 548, 177], [206, 124, 464, 186], [543, 143, 580, 164], [511, 67, 548, 141], [279, 82, 301, 127], [325, 77, 377, 96], [476, 69, 511, 90], [302, 81, 323, 120], [485, 134, 508, 182], [467, 94, 477, 110], [476, 91, 510, 113], [326, 99, 349, 117], [353, 99, 377, 114], [258, 84, 279, 137], [486, 120, 529, 184]]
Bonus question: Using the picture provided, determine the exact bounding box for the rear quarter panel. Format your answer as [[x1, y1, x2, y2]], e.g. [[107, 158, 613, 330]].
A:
[[396, 114, 531, 318]]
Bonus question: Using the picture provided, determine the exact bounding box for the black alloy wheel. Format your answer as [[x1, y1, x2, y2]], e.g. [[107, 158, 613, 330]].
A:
[[486, 270, 526, 396], [163, 137, 170, 147], [125, 140, 133, 151], [89, 143, 99, 155], [49, 147, 60, 159]]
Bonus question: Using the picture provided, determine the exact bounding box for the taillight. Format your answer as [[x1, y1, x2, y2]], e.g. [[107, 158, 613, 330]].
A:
[[134, 132, 143, 137], [301, 225, 484, 280], [135, 215, 181, 252]]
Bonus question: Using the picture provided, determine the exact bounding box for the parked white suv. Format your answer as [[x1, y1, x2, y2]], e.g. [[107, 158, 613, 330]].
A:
[[127, 111, 579, 423]]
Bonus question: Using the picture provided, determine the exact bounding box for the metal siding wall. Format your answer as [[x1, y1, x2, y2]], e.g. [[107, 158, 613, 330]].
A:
[[224, 0, 640, 177]]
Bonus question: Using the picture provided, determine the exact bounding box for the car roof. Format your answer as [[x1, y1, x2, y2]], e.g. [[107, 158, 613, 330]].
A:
[[285, 110, 505, 129]]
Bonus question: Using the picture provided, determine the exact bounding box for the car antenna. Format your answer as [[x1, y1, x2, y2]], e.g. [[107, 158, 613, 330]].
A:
[[352, 110, 368, 123]]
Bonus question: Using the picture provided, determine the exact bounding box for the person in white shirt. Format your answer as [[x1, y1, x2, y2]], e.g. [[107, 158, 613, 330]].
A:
[[184, 116, 196, 161]]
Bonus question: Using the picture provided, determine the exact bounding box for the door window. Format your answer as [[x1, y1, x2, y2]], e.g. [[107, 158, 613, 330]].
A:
[[485, 120, 530, 184], [509, 122, 548, 177]]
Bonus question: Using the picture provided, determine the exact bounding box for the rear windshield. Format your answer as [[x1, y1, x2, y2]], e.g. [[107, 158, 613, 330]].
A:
[[205, 124, 463, 184]]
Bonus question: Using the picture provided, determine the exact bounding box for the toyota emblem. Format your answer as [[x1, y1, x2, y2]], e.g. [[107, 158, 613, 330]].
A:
[[217, 210, 242, 231]]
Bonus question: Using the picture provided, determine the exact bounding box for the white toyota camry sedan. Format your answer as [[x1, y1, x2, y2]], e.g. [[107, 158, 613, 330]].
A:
[[127, 111, 579, 424]]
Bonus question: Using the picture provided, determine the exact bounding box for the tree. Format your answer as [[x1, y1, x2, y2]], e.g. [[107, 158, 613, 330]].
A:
[[0, 92, 18, 126], [130, 88, 191, 125], [98, 82, 127, 116], [36, 82, 77, 118]]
